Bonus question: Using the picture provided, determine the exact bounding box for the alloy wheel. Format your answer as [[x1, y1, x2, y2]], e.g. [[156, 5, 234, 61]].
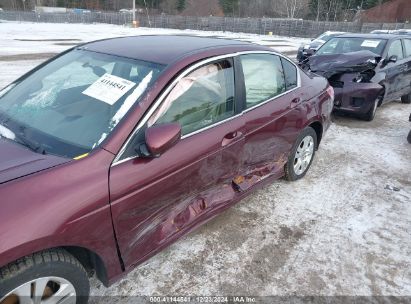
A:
[[0, 276, 76, 304], [293, 135, 315, 176], [371, 99, 378, 117]]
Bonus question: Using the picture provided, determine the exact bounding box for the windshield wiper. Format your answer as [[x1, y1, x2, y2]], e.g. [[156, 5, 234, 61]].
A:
[[14, 126, 47, 155], [0, 125, 43, 154], [14, 132, 47, 155], [0, 113, 47, 155]]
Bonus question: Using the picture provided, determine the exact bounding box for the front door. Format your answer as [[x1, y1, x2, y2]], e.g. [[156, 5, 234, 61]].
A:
[[109, 58, 245, 268], [382, 39, 406, 101], [401, 38, 411, 96]]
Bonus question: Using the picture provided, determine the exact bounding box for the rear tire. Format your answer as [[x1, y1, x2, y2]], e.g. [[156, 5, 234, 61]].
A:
[[401, 93, 411, 104], [285, 127, 317, 181], [0, 249, 90, 304]]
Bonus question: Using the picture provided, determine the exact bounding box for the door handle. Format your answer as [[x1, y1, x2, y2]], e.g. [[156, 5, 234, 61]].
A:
[[222, 131, 242, 147], [290, 97, 301, 108]]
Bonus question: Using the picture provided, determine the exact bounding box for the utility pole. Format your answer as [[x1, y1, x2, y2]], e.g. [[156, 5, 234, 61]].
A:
[[132, 0, 136, 23]]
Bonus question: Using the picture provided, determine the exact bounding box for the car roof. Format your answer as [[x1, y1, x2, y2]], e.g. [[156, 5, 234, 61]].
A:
[[336, 33, 398, 40], [83, 35, 265, 65]]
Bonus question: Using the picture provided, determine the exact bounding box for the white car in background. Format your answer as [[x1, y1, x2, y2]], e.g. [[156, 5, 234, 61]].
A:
[[297, 31, 345, 62], [370, 29, 395, 34], [392, 29, 411, 36]]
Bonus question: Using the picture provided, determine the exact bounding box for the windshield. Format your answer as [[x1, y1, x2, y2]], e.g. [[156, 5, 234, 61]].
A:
[[315, 33, 333, 42], [316, 37, 387, 56], [0, 49, 164, 158]]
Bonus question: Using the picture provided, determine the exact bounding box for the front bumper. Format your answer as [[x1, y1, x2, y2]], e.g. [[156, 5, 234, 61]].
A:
[[297, 47, 317, 62], [330, 75, 383, 115], [297, 48, 304, 61]]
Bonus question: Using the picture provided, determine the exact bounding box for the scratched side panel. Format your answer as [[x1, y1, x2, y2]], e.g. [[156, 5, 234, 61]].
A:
[[232, 70, 330, 192], [235, 91, 302, 191], [109, 118, 244, 269], [109, 70, 330, 271]]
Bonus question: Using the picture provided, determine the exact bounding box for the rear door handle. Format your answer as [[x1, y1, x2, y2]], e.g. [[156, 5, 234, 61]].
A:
[[222, 131, 243, 147], [290, 97, 301, 108]]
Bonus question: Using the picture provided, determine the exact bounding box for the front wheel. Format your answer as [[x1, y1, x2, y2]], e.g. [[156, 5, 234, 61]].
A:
[[285, 127, 318, 181], [363, 98, 379, 121], [0, 249, 90, 304], [401, 93, 411, 104]]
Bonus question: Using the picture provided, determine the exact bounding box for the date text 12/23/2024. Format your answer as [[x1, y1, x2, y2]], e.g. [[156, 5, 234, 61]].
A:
[[149, 296, 257, 303]]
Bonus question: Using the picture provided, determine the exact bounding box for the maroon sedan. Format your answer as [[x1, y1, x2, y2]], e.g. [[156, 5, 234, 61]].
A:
[[0, 36, 333, 303]]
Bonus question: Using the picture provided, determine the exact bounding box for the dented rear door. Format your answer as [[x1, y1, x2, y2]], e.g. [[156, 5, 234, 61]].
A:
[[233, 54, 302, 191]]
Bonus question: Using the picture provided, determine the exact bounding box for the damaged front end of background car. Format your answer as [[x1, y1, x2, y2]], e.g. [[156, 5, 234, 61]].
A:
[[301, 50, 385, 121]]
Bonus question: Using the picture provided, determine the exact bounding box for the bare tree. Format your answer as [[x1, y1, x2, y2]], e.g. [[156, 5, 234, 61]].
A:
[[272, 0, 308, 19], [281, 0, 300, 18]]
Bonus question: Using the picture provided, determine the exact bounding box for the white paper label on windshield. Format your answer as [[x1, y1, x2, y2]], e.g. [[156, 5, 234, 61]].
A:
[[82, 73, 136, 105], [361, 40, 381, 48]]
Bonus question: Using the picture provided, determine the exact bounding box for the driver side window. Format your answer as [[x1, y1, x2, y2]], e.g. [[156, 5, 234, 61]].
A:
[[387, 40, 404, 60], [148, 59, 235, 136]]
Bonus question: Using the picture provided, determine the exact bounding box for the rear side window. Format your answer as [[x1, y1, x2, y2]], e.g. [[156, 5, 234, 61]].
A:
[[403, 39, 411, 57], [387, 40, 404, 59], [240, 54, 286, 109], [281, 58, 298, 90]]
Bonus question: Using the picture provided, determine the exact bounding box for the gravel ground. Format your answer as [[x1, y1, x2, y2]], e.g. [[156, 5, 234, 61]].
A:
[[1, 21, 410, 301]]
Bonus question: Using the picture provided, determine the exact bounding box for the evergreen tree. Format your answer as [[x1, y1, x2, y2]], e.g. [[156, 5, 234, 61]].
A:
[[219, 0, 238, 16], [176, 0, 185, 12]]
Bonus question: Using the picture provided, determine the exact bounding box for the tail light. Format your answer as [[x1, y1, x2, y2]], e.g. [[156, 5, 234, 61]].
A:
[[326, 86, 334, 101]]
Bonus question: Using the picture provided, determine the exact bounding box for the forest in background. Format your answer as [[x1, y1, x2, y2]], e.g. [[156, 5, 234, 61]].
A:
[[0, 0, 389, 21]]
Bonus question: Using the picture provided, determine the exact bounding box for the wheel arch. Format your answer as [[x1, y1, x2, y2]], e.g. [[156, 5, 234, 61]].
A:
[[0, 244, 110, 287], [63, 246, 109, 287], [374, 72, 387, 105], [377, 83, 386, 106], [308, 120, 323, 148]]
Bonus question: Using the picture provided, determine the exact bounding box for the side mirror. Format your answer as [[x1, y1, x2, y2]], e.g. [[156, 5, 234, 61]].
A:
[[143, 123, 181, 157], [305, 49, 316, 57], [384, 55, 398, 65]]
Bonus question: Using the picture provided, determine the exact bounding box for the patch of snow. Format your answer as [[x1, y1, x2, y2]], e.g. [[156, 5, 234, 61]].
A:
[[110, 71, 153, 127], [92, 132, 108, 149], [0, 83, 16, 98], [0, 125, 16, 140]]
